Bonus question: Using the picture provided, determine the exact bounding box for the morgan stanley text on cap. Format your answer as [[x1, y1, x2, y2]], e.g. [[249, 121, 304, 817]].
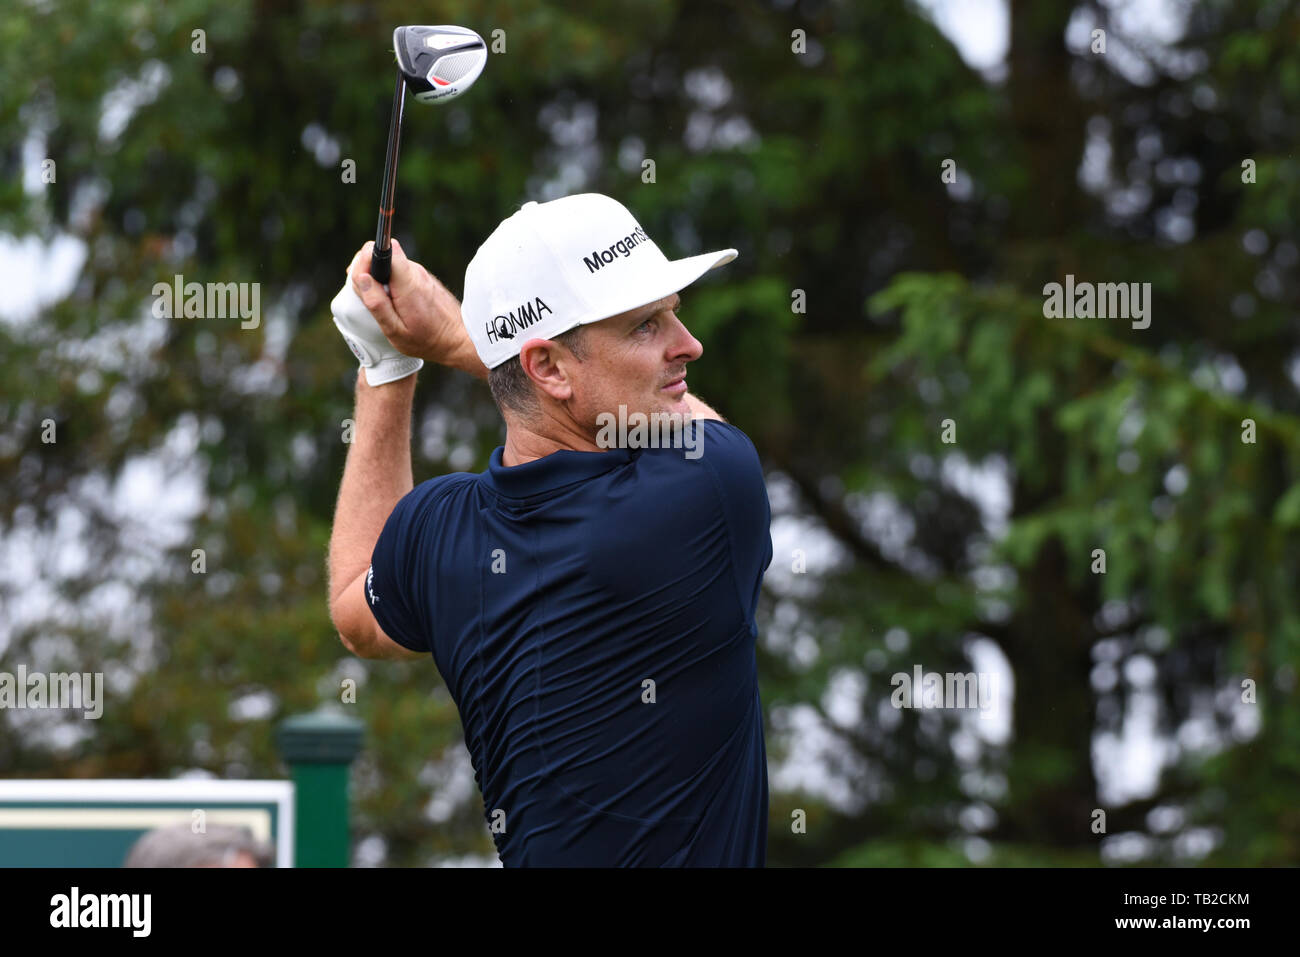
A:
[[461, 193, 738, 370]]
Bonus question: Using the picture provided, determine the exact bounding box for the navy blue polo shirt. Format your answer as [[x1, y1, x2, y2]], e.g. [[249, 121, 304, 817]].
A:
[[366, 418, 772, 866]]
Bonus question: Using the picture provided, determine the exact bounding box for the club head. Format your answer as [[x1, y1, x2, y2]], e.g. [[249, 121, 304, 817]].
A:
[[393, 25, 487, 104]]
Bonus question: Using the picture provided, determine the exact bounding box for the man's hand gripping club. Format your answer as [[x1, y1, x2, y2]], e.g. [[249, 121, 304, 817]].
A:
[[331, 238, 487, 384]]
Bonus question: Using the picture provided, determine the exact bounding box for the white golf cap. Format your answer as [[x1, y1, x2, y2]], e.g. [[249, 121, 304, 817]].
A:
[[461, 193, 737, 369]]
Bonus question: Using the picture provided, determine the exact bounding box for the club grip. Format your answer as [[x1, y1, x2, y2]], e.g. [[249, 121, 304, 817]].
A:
[[370, 246, 392, 284]]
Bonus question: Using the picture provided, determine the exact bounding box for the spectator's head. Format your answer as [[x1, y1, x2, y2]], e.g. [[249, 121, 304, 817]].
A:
[[123, 823, 272, 868]]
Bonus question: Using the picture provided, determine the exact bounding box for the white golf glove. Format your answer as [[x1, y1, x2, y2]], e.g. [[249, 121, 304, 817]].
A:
[[331, 280, 424, 386]]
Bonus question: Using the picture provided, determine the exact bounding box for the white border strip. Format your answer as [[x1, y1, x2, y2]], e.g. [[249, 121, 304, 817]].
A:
[[0, 809, 273, 842]]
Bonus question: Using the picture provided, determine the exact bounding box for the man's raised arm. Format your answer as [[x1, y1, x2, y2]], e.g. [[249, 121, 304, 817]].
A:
[[326, 239, 482, 661], [327, 371, 422, 660]]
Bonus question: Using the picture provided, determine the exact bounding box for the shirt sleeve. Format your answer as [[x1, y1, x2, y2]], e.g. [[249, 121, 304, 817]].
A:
[[366, 486, 433, 654], [696, 420, 774, 616]]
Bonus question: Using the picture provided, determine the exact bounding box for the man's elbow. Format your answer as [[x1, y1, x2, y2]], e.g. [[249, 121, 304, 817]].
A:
[[336, 628, 370, 659], [328, 583, 420, 661], [329, 601, 373, 659], [336, 627, 421, 661]]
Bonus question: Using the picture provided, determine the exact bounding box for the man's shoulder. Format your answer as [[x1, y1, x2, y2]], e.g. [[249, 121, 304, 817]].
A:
[[698, 417, 757, 447], [690, 418, 762, 467], [633, 417, 758, 455], [630, 418, 765, 502], [415, 470, 482, 496], [391, 471, 481, 525]]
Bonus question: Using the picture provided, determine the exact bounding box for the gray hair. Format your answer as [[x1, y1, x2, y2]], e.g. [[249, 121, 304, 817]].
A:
[[123, 823, 273, 868], [487, 324, 590, 420]]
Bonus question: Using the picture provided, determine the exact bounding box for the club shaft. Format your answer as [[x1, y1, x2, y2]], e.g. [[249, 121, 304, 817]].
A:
[[372, 70, 407, 283]]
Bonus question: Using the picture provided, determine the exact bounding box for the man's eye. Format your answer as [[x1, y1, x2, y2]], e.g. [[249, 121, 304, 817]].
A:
[[637, 319, 655, 332]]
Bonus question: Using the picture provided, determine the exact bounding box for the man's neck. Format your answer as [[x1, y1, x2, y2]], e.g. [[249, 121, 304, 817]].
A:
[[501, 421, 602, 466]]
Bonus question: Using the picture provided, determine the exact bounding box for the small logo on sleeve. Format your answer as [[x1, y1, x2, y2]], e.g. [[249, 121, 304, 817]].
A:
[[365, 566, 380, 605]]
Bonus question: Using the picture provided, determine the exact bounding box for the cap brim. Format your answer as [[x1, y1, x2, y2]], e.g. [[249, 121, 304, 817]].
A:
[[577, 248, 738, 327]]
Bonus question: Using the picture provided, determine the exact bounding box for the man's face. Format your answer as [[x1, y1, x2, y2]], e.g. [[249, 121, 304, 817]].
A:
[[564, 293, 702, 426]]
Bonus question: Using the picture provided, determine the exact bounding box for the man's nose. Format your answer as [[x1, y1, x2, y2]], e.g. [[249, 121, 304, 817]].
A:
[[669, 316, 703, 362]]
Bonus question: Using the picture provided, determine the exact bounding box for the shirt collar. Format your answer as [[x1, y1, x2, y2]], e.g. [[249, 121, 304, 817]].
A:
[[482, 443, 634, 499]]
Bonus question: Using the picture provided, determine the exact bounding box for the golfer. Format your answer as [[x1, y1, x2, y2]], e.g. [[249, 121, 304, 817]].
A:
[[327, 193, 772, 866]]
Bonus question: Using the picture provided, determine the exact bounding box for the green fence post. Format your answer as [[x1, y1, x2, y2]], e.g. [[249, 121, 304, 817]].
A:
[[275, 710, 364, 868]]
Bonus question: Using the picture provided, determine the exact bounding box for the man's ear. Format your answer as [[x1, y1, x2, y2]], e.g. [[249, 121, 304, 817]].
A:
[[519, 338, 574, 402]]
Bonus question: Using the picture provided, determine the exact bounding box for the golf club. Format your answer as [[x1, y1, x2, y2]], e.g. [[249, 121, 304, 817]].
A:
[[370, 25, 488, 283]]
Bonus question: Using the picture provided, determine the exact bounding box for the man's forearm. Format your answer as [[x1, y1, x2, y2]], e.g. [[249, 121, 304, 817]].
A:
[[429, 276, 489, 381], [684, 392, 725, 422], [328, 372, 417, 608], [447, 332, 490, 381]]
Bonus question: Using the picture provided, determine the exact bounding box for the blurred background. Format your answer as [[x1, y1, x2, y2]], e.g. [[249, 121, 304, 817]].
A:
[[1, 0, 1298, 867]]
